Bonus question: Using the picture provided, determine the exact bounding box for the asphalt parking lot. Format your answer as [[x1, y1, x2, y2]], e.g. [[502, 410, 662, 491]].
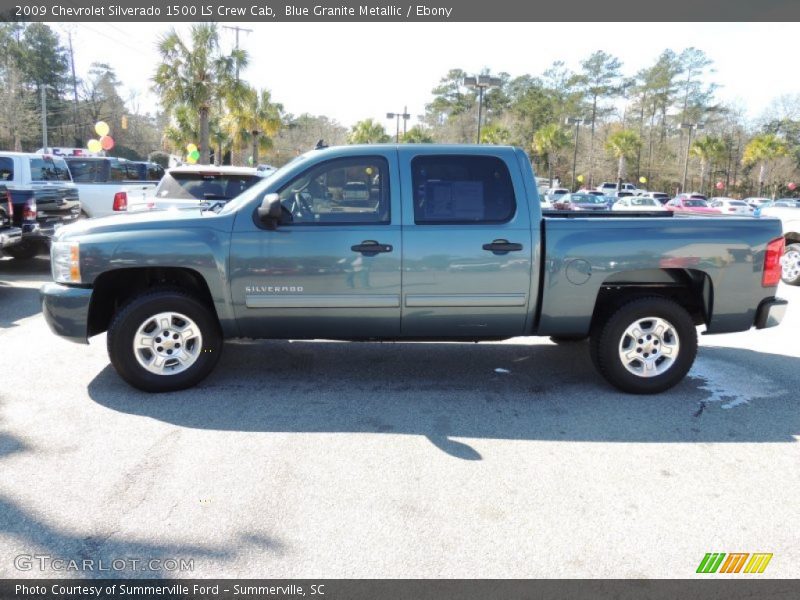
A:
[[1, 254, 799, 579]]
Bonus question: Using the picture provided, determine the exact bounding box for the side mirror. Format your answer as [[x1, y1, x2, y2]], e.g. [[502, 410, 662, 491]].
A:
[[257, 193, 282, 229]]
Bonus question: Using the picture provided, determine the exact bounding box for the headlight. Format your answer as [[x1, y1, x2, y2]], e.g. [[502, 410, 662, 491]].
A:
[[51, 241, 81, 284]]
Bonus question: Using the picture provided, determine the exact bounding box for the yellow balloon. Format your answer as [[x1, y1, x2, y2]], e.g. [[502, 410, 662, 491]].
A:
[[87, 139, 102, 153], [186, 154, 198, 164], [186, 143, 198, 153], [95, 121, 110, 137], [639, 176, 647, 184], [576, 174, 584, 183]]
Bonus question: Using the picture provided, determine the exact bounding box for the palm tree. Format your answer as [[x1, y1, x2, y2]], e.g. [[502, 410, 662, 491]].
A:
[[153, 23, 247, 164], [690, 135, 726, 196], [402, 125, 434, 143], [742, 133, 790, 196], [533, 123, 571, 187], [604, 129, 641, 182], [479, 124, 512, 145], [348, 119, 390, 144], [226, 87, 283, 165]]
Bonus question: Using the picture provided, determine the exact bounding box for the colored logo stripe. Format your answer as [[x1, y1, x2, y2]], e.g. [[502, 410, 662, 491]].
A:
[[744, 553, 773, 574], [719, 553, 749, 573], [697, 553, 726, 573]]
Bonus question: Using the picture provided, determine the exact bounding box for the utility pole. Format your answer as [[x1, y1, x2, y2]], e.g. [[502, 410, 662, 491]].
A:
[[41, 87, 48, 150], [680, 122, 704, 192], [66, 27, 81, 146], [222, 25, 252, 81]]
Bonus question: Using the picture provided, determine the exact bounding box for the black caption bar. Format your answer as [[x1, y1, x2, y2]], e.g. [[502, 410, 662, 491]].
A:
[[2, 0, 800, 22], [2, 580, 800, 600]]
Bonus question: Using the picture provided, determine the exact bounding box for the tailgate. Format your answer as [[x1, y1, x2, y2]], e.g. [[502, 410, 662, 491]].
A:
[[33, 186, 81, 227]]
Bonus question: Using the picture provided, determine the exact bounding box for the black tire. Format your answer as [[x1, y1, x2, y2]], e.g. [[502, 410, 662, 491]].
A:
[[589, 296, 697, 394], [5, 241, 41, 260], [107, 288, 222, 392], [549, 335, 588, 344], [781, 243, 800, 286]]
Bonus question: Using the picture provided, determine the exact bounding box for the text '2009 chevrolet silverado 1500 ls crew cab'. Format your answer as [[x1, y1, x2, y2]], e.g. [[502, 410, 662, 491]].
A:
[[41, 145, 787, 394]]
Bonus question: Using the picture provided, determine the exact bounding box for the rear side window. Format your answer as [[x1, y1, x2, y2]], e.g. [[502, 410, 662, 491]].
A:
[[109, 161, 129, 182], [156, 172, 262, 201], [65, 159, 101, 182], [29, 156, 71, 181], [0, 157, 13, 181], [412, 155, 516, 224], [147, 164, 165, 181]]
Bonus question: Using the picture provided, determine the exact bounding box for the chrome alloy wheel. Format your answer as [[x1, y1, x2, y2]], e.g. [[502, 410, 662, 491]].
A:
[[782, 248, 800, 282], [618, 316, 680, 378], [132, 312, 203, 376]]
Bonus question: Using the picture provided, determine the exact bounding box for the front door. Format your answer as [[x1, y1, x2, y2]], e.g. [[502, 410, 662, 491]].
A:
[[230, 152, 402, 340]]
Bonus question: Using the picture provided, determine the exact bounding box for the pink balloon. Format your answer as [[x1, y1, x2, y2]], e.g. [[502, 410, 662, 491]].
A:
[[788, 182, 797, 191], [715, 181, 724, 190], [100, 135, 114, 150]]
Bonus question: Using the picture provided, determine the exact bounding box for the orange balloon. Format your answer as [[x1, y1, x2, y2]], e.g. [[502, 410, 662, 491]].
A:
[[100, 135, 114, 150]]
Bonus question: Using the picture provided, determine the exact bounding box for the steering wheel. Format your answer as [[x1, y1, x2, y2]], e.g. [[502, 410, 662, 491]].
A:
[[287, 191, 314, 218]]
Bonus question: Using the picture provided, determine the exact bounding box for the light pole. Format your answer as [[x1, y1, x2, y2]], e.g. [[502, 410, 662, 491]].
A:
[[565, 117, 583, 190], [680, 122, 704, 192], [386, 108, 410, 143], [464, 75, 501, 144]]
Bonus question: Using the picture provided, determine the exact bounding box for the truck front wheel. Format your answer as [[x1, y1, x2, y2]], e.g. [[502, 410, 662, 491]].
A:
[[107, 289, 222, 392], [781, 243, 800, 285], [590, 296, 697, 394], [4, 241, 41, 260]]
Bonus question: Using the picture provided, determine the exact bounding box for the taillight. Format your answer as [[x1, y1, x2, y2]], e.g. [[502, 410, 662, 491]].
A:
[[5, 191, 12, 218], [762, 237, 785, 287], [23, 198, 36, 220], [113, 191, 128, 211]]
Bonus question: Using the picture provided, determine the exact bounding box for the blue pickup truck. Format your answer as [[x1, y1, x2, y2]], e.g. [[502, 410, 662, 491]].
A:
[[41, 145, 787, 394]]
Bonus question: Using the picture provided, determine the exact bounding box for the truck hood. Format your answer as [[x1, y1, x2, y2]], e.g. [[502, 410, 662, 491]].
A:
[[54, 207, 224, 241]]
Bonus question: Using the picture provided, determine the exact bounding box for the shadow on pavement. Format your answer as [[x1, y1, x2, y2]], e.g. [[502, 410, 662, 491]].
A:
[[0, 428, 283, 578], [87, 340, 800, 457], [0, 285, 42, 328]]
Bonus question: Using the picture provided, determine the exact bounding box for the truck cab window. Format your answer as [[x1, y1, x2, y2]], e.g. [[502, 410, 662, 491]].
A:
[[411, 155, 516, 224], [277, 157, 389, 225]]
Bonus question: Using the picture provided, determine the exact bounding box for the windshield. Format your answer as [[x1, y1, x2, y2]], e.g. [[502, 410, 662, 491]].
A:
[[30, 156, 71, 182], [685, 199, 708, 207], [631, 197, 658, 207], [573, 194, 607, 204], [156, 171, 261, 201]]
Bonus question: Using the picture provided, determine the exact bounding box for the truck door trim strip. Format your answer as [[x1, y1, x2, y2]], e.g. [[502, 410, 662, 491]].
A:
[[405, 294, 527, 307], [246, 294, 401, 308]]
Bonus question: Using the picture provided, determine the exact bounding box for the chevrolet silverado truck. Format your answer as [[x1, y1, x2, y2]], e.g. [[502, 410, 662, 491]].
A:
[[40, 145, 787, 394], [0, 152, 81, 259]]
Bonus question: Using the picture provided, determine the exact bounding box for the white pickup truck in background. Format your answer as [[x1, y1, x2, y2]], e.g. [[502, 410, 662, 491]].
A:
[[62, 157, 162, 218]]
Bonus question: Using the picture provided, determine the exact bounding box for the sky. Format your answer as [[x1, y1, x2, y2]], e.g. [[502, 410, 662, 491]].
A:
[[55, 22, 796, 129]]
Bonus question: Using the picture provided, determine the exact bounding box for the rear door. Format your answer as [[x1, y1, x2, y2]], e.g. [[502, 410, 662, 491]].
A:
[[230, 150, 402, 339], [399, 148, 534, 338]]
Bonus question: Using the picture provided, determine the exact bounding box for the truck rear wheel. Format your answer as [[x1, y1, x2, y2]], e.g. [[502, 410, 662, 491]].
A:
[[590, 296, 697, 394], [781, 243, 800, 286], [107, 289, 222, 392]]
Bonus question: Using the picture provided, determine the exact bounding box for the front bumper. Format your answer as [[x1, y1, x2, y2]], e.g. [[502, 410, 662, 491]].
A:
[[0, 227, 22, 248], [754, 297, 787, 329], [40, 282, 92, 344]]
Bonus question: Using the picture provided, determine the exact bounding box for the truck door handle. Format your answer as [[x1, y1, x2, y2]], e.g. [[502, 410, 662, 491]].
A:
[[351, 240, 393, 256], [482, 239, 523, 254]]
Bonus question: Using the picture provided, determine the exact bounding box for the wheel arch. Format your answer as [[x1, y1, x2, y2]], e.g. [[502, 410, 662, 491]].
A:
[[87, 267, 219, 338]]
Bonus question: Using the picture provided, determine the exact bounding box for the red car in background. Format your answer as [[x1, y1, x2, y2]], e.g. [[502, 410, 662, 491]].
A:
[[665, 194, 720, 215]]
